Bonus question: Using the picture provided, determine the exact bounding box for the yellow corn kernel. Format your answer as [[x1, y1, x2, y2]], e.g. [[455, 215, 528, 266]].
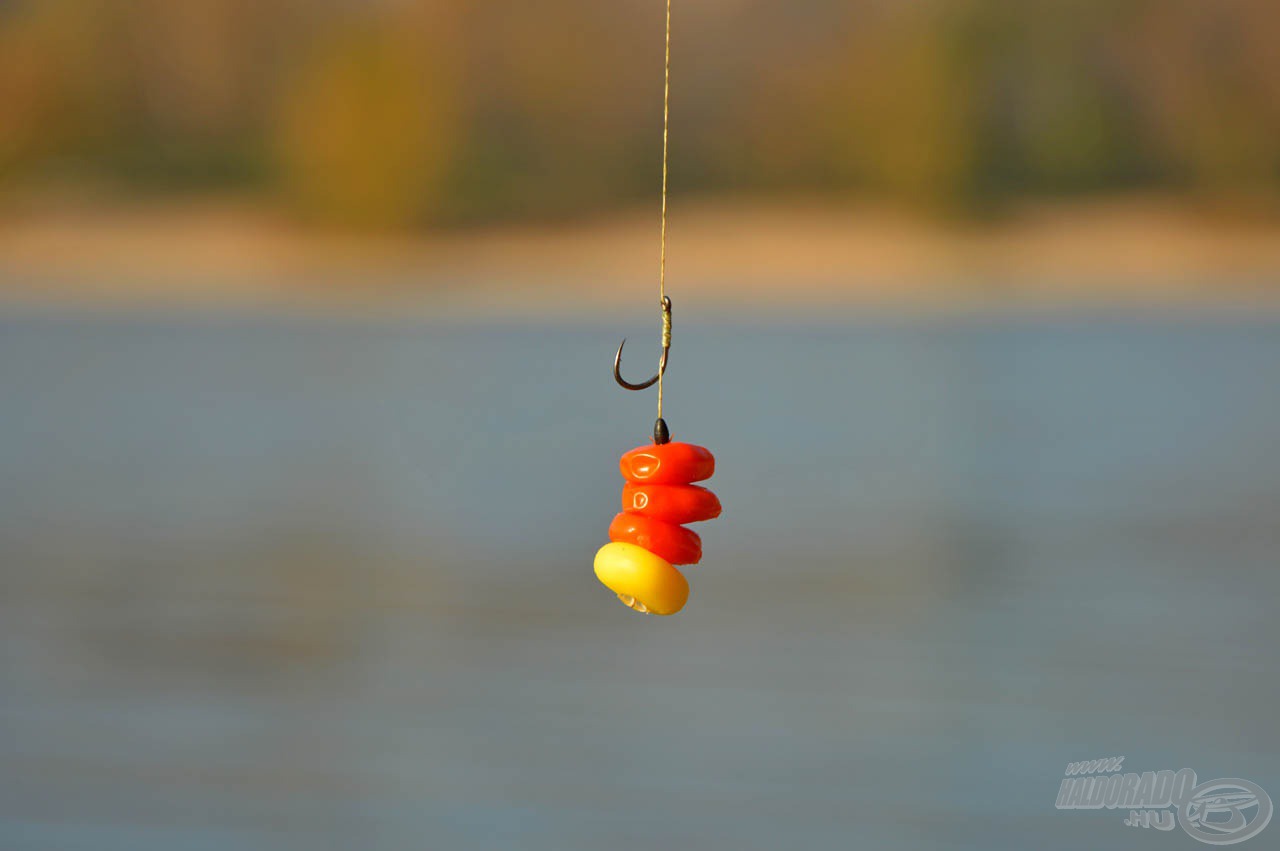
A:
[[593, 541, 688, 616]]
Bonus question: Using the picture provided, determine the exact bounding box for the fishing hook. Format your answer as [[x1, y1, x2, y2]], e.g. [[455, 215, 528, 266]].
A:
[[613, 296, 671, 391]]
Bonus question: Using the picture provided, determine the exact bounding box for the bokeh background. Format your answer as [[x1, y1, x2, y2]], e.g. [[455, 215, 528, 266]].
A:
[[2, 2, 1278, 850], [3, 0, 1280, 221]]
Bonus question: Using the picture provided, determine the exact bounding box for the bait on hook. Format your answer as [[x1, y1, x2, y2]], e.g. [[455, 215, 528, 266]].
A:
[[594, 1, 721, 616]]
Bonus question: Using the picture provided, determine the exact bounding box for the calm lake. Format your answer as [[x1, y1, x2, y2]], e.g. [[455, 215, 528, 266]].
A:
[[2, 313, 1278, 850]]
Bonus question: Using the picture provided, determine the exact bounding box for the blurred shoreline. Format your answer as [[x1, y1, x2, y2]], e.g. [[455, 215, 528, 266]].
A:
[[3, 195, 1280, 318]]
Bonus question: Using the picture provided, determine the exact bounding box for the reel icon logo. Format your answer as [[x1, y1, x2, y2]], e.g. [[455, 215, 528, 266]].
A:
[[1056, 758, 1273, 845], [1180, 778, 1273, 846]]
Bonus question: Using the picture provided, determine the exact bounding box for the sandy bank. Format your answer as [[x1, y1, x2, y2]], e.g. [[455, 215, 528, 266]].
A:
[[1, 197, 1278, 317]]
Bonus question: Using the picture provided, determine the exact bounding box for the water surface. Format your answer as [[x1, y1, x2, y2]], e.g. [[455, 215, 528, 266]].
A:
[[2, 314, 1277, 850]]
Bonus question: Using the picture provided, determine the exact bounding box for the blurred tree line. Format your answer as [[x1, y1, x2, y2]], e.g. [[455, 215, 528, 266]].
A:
[[1, 0, 1278, 226]]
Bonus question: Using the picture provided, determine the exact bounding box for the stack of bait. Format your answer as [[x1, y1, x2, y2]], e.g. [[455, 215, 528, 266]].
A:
[[594, 441, 720, 615], [596, 0, 720, 615]]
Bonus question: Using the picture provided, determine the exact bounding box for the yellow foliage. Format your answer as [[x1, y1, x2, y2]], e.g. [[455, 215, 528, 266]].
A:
[[0, 1, 112, 179], [2, 1, 1279, 220], [272, 20, 459, 228], [833, 10, 980, 209]]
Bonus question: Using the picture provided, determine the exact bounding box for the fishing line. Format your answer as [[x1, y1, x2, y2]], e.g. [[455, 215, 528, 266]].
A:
[[656, 0, 672, 424]]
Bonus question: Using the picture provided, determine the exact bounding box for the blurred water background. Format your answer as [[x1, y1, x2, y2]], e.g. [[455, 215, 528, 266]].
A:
[[2, 313, 1277, 850], [3, 0, 1280, 848]]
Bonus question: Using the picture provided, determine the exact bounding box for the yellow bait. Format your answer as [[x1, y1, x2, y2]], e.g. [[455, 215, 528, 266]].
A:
[[593, 541, 688, 616]]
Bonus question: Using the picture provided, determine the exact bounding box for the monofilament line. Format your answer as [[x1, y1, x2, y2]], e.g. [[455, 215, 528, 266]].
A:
[[656, 0, 672, 423]]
